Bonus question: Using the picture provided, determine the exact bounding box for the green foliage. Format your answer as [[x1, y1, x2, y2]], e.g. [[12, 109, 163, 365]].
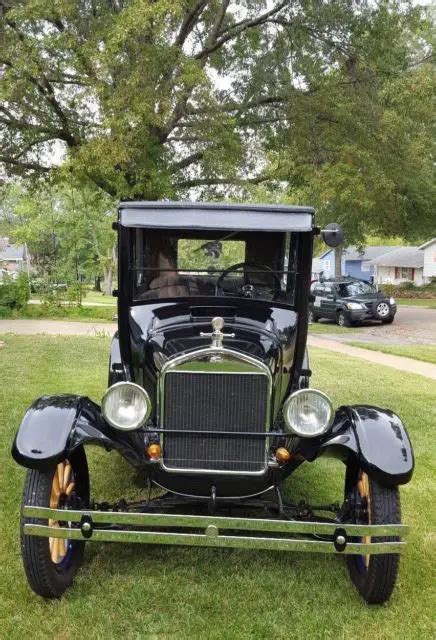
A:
[[177, 238, 245, 271], [0, 272, 30, 309], [1, 180, 116, 293], [380, 281, 436, 299], [0, 1, 434, 247]]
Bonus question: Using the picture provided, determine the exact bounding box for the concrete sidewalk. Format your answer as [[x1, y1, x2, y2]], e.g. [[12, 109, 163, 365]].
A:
[[308, 335, 436, 381]]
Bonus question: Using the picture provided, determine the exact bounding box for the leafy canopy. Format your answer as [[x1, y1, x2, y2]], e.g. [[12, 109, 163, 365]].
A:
[[1, 1, 434, 242]]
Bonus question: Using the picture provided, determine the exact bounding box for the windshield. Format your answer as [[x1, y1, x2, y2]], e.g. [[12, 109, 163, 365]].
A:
[[338, 281, 376, 297], [130, 229, 295, 304]]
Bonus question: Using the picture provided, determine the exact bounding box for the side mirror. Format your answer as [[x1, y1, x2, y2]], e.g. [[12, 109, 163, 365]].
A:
[[321, 223, 344, 248]]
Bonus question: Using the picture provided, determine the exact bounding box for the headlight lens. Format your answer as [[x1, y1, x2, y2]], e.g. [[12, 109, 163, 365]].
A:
[[389, 297, 395, 305], [102, 382, 151, 431], [346, 302, 364, 310], [283, 389, 333, 437]]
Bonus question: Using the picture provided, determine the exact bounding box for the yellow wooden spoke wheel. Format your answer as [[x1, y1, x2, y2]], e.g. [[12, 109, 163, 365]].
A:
[[20, 447, 89, 598], [48, 460, 76, 564], [356, 471, 371, 568], [346, 468, 401, 604]]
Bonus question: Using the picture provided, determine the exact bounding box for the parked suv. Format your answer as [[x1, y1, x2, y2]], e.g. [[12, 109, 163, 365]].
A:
[[309, 277, 397, 327]]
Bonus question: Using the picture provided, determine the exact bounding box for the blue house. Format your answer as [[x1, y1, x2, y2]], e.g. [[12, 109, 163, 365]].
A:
[[318, 246, 401, 282]]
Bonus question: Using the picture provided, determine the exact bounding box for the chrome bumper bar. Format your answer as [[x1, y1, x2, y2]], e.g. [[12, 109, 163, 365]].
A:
[[22, 506, 407, 554]]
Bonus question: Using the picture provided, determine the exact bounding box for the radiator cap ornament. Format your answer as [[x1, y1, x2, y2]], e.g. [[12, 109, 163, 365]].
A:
[[200, 316, 235, 349]]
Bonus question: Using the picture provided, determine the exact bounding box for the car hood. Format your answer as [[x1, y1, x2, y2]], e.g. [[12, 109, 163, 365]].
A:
[[129, 300, 298, 375], [343, 293, 391, 305]]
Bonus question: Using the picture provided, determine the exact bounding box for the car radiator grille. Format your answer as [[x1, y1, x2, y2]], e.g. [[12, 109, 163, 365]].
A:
[[162, 371, 269, 473]]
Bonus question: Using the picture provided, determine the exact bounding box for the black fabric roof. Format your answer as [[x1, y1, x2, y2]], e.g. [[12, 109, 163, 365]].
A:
[[119, 201, 314, 232]]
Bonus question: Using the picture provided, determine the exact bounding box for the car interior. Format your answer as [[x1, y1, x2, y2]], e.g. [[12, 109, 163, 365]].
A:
[[131, 229, 293, 303]]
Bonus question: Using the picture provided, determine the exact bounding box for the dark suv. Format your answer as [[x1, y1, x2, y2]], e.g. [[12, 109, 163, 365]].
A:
[[309, 277, 397, 327]]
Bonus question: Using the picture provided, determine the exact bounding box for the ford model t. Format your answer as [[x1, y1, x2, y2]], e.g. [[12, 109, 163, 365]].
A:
[[12, 202, 413, 603]]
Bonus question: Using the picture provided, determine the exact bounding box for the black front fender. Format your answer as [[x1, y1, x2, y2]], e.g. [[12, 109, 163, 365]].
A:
[[320, 405, 414, 487], [12, 395, 146, 470]]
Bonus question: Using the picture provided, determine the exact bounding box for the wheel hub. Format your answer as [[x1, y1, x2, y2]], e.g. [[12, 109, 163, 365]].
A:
[[377, 302, 390, 317]]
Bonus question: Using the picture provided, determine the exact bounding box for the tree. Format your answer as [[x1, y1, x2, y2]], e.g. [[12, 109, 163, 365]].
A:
[[1, 1, 434, 240], [1, 180, 116, 294]]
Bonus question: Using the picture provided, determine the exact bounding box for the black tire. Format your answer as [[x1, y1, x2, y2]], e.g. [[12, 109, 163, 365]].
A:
[[20, 447, 89, 598], [337, 311, 351, 327], [382, 317, 394, 324], [373, 301, 392, 321], [308, 309, 319, 323], [346, 469, 401, 604]]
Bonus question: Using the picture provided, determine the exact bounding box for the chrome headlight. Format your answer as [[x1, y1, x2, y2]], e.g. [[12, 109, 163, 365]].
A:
[[389, 297, 395, 305], [346, 302, 364, 310], [102, 382, 152, 431], [283, 389, 333, 437]]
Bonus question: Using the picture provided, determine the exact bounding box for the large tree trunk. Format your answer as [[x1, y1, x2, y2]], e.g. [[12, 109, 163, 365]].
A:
[[334, 246, 342, 277], [103, 266, 113, 296], [102, 243, 117, 296]]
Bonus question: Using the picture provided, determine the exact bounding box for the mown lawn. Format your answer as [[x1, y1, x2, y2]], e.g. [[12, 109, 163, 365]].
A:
[[0, 304, 116, 322], [0, 336, 434, 639], [348, 342, 436, 365], [395, 299, 436, 309], [308, 321, 351, 334]]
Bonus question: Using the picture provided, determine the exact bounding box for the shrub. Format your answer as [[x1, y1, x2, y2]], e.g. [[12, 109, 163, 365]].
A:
[[0, 272, 30, 309], [379, 282, 436, 299]]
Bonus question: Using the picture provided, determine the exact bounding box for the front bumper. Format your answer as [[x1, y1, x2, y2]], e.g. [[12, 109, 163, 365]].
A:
[[347, 304, 397, 322], [22, 506, 407, 555]]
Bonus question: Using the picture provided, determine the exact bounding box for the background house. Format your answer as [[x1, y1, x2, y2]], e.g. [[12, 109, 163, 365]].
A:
[[317, 246, 400, 282], [311, 257, 322, 280], [419, 238, 436, 281], [0, 238, 30, 277], [370, 247, 427, 286]]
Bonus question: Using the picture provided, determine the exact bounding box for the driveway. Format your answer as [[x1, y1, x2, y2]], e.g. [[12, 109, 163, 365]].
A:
[[314, 306, 436, 345]]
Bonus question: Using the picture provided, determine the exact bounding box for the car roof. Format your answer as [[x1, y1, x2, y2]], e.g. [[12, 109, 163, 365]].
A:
[[118, 201, 315, 232], [320, 277, 363, 284]]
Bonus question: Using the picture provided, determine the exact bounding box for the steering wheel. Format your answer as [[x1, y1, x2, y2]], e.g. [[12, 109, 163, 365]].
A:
[[216, 262, 282, 300]]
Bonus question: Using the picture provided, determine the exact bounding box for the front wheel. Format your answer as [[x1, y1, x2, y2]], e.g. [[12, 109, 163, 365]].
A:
[[345, 469, 401, 604], [337, 311, 351, 327], [20, 447, 89, 598], [308, 309, 319, 323]]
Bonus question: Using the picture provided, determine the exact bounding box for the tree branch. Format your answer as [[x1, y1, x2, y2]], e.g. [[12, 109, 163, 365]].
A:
[[170, 150, 204, 171], [175, 1, 209, 47], [176, 174, 271, 188], [194, 0, 288, 59], [0, 156, 51, 172]]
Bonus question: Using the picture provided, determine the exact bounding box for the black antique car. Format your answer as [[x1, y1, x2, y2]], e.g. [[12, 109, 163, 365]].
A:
[[12, 202, 413, 603]]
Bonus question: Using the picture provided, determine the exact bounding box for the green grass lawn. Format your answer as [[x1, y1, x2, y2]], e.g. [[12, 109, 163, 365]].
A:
[[0, 336, 434, 639], [348, 342, 436, 365], [395, 298, 436, 309], [83, 290, 117, 306], [308, 321, 352, 334], [0, 304, 116, 322]]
